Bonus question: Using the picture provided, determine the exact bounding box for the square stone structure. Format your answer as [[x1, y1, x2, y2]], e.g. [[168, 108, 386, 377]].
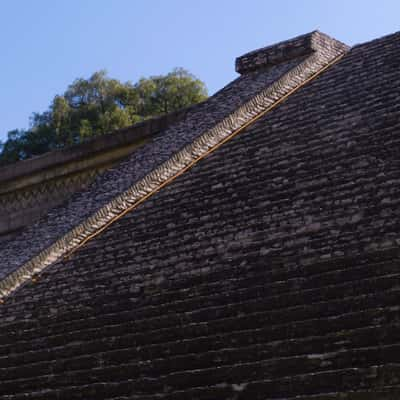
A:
[[0, 30, 400, 399]]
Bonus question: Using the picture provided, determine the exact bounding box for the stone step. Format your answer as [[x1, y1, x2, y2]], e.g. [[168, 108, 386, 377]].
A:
[[1, 268, 398, 348], [0, 285, 398, 362], [272, 385, 400, 400], [6, 252, 398, 322], [1, 307, 399, 371], [0, 299, 398, 377], [1, 332, 400, 391], [2, 364, 399, 399]]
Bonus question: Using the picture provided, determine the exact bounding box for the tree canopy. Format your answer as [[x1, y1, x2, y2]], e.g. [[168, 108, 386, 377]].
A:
[[0, 68, 207, 165]]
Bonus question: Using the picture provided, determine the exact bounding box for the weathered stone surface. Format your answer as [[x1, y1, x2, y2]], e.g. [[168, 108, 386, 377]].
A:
[[0, 30, 400, 399], [0, 31, 347, 296]]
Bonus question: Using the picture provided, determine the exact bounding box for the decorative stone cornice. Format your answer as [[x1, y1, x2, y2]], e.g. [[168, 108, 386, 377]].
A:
[[236, 30, 348, 74], [0, 32, 349, 301]]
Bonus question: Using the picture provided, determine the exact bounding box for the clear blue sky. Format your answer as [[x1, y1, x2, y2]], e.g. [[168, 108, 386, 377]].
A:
[[0, 0, 399, 141]]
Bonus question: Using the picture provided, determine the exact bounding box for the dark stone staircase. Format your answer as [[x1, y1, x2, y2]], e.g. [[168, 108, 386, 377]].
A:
[[1, 246, 400, 399]]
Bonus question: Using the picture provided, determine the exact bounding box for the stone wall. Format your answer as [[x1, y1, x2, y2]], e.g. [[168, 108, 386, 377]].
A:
[[0, 109, 190, 239]]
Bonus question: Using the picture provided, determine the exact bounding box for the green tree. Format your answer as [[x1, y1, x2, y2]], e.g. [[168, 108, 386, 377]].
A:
[[61, 70, 135, 141], [136, 68, 207, 115], [0, 68, 207, 165]]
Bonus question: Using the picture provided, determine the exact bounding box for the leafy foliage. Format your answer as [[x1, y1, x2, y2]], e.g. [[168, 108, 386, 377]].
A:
[[0, 68, 207, 165]]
